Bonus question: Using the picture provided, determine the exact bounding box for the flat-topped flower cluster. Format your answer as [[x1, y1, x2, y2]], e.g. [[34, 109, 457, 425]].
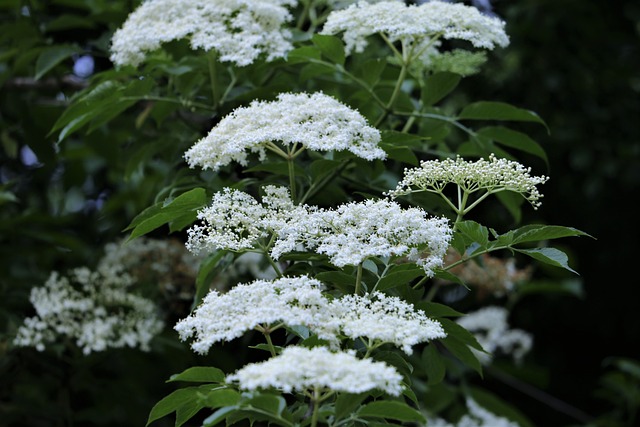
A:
[[321, 0, 509, 54], [184, 92, 385, 171], [186, 186, 452, 276], [176, 275, 446, 356], [110, 0, 297, 67]]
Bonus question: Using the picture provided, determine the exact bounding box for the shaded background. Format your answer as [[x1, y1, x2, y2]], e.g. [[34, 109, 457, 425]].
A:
[[1, 0, 639, 426]]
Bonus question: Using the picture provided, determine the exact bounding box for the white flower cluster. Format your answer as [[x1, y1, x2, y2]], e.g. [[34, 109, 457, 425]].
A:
[[184, 92, 385, 172], [331, 291, 446, 354], [321, 0, 509, 55], [226, 346, 403, 395], [13, 267, 164, 355], [456, 306, 532, 365], [176, 276, 445, 355], [187, 186, 452, 276], [110, 0, 296, 67], [174, 276, 339, 354], [387, 154, 549, 209], [428, 398, 520, 427], [99, 236, 203, 282]]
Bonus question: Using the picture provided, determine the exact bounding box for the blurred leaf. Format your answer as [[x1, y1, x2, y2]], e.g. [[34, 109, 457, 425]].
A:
[[477, 126, 548, 167], [312, 34, 345, 66], [422, 344, 446, 385], [375, 264, 423, 291], [334, 393, 367, 421], [35, 44, 80, 79]]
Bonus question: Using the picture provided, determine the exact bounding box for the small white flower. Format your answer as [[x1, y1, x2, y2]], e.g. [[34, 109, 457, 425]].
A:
[[226, 346, 404, 395], [110, 0, 296, 67], [186, 188, 268, 254], [331, 291, 446, 354], [174, 276, 340, 354], [183, 92, 384, 172]]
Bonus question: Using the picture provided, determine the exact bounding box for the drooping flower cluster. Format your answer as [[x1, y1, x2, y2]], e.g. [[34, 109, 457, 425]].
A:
[[174, 276, 339, 354], [110, 0, 296, 67], [330, 291, 446, 354], [183, 92, 385, 172], [428, 398, 520, 427], [226, 346, 404, 395], [321, 0, 509, 55], [456, 306, 532, 365], [13, 267, 164, 355], [175, 275, 446, 355], [387, 154, 549, 209], [186, 186, 452, 276]]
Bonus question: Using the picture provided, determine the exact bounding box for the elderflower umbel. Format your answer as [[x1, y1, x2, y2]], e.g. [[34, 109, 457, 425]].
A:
[[456, 306, 532, 365], [321, 0, 509, 55], [226, 346, 403, 395], [183, 92, 385, 172], [299, 199, 452, 275], [387, 154, 549, 210], [174, 276, 340, 354], [110, 0, 296, 67], [13, 267, 163, 355], [428, 398, 519, 427], [331, 291, 446, 354]]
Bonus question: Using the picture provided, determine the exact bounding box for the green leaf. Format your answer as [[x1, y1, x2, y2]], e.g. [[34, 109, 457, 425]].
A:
[[477, 126, 548, 167], [379, 143, 419, 166], [456, 221, 489, 250], [375, 264, 424, 291], [125, 188, 207, 240], [355, 58, 386, 87], [146, 388, 199, 426], [312, 34, 345, 66], [431, 269, 466, 287], [416, 302, 464, 318], [202, 389, 242, 408], [441, 335, 483, 377], [167, 367, 225, 384], [514, 247, 578, 274], [511, 224, 593, 245], [246, 394, 287, 417], [439, 318, 484, 352], [358, 401, 426, 423], [422, 72, 461, 105], [203, 406, 237, 427], [35, 44, 80, 79], [422, 344, 446, 385], [334, 393, 367, 420], [286, 46, 321, 64], [458, 101, 548, 132]]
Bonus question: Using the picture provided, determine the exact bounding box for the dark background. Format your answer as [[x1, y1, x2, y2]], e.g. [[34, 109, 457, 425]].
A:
[[1, 0, 639, 426]]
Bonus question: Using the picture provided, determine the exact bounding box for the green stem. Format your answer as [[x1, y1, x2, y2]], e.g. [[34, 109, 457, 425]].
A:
[[297, 0, 312, 30], [288, 157, 297, 203], [208, 53, 220, 108], [264, 332, 277, 357], [375, 63, 407, 127], [424, 282, 442, 302], [310, 387, 321, 427], [354, 262, 364, 295]]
